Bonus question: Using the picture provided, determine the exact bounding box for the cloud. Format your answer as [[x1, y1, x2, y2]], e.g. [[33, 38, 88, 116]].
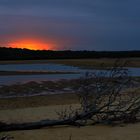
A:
[[0, 0, 140, 50]]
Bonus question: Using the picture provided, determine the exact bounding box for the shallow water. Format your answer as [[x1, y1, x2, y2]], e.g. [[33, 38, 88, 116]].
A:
[[0, 63, 80, 72], [0, 64, 82, 85], [0, 63, 139, 85]]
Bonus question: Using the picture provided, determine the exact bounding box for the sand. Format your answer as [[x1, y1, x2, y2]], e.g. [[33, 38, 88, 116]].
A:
[[1, 124, 139, 140], [0, 104, 139, 140]]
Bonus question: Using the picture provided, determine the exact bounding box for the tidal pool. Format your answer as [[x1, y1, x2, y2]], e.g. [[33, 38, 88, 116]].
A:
[[0, 63, 139, 85]]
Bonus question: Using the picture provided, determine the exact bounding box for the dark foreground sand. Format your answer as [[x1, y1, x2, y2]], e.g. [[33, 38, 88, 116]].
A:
[[0, 123, 140, 140], [0, 93, 140, 140]]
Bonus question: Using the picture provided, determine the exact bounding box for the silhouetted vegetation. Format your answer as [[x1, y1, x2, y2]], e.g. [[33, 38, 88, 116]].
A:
[[0, 47, 140, 60]]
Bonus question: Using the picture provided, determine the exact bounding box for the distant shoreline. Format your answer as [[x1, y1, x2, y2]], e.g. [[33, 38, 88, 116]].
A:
[[0, 58, 140, 68]]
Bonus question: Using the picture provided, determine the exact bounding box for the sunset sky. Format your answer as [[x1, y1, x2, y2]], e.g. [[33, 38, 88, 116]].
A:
[[0, 0, 140, 50]]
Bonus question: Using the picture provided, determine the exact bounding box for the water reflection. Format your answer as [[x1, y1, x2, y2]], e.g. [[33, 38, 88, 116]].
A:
[[0, 63, 139, 85]]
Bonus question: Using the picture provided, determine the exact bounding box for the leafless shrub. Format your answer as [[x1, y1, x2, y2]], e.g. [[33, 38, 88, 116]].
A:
[[56, 106, 80, 120], [58, 60, 140, 125]]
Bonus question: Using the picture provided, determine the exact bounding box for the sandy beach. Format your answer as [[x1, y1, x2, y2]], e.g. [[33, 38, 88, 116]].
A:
[[0, 92, 140, 140]]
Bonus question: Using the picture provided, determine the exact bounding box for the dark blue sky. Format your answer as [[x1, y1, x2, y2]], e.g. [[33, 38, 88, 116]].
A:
[[0, 0, 140, 50]]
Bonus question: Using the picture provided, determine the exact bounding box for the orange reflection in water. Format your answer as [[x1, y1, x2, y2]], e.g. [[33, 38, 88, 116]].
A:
[[8, 39, 55, 50]]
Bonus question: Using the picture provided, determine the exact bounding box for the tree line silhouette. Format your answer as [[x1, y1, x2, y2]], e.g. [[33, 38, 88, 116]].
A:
[[0, 47, 140, 60]]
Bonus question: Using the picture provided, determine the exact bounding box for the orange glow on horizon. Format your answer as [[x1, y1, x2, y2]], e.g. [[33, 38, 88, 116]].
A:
[[8, 39, 56, 50]]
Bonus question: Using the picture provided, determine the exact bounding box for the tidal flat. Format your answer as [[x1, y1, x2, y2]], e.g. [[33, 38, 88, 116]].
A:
[[1, 58, 140, 68]]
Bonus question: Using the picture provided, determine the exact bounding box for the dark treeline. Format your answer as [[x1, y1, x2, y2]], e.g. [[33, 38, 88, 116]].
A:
[[0, 47, 140, 60]]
